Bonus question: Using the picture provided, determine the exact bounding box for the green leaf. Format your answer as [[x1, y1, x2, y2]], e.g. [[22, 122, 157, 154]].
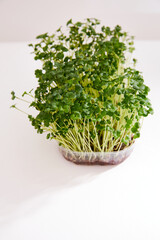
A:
[[36, 33, 48, 39], [56, 52, 64, 59], [22, 91, 27, 97], [10, 104, 16, 108], [63, 105, 70, 113], [61, 46, 68, 52], [75, 21, 82, 27], [71, 111, 81, 120], [51, 102, 58, 110], [66, 92, 76, 99], [75, 84, 83, 93], [11, 91, 16, 100], [46, 133, 50, 139], [133, 132, 140, 139], [131, 122, 140, 133], [66, 19, 72, 26]]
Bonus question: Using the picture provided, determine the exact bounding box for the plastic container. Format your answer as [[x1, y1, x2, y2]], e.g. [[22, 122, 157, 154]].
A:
[[59, 143, 135, 165]]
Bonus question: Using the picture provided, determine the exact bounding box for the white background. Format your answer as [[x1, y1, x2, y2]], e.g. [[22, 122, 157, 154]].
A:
[[0, 0, 160, 41], [0, 0, 160, 239]]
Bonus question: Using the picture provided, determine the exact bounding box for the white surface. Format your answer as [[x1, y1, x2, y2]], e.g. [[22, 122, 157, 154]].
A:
[[1, 0, 160, 41], [0, 41, 160, 239]]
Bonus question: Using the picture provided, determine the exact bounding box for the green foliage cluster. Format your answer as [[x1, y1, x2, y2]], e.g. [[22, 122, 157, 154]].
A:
[[11, 18, 153, 152]]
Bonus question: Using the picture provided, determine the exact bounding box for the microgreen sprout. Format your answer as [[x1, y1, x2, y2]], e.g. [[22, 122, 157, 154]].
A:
[[11, 18, 153, 152]]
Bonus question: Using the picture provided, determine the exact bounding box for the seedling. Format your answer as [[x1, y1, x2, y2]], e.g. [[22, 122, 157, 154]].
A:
[[11, 18, 153, 153]]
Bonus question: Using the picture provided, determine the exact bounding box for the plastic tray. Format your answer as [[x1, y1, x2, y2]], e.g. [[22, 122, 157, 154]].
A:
[[59, 143, 135, 165]]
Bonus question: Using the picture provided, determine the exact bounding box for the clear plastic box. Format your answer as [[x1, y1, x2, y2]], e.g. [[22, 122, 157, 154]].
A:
[[59, 143, 135, 165]]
